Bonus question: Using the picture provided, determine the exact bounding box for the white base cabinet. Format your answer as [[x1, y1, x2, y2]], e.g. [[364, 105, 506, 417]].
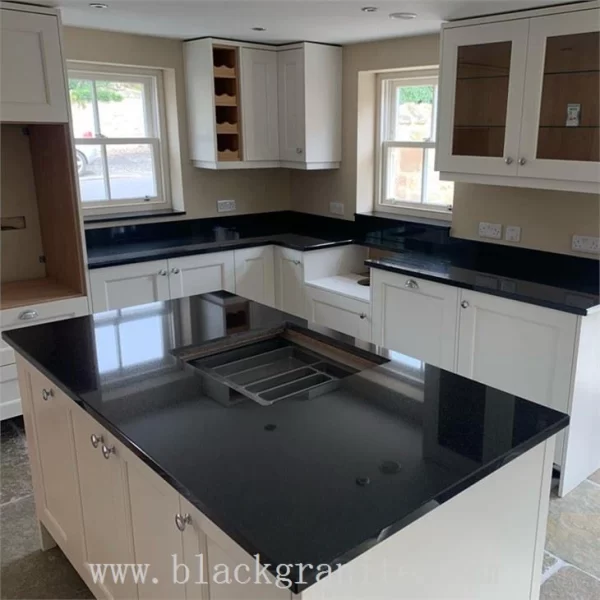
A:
[[234, 246, 276, 307], [274, 247, 306, 319]]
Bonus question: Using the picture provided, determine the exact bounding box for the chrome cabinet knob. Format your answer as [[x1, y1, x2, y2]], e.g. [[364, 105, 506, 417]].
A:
[[90, 434, 104, 448], [293, 260, 301, 266], [296, 148, 303, 154], [171, 267, 180, 274], [359, 313, 367, 320], [41, 388, 54, 401], [461, 300, 470, 309], [159, 269, 168, 276], [101, 444, 116, 460], [404, 279, 419, 290], [518, 157, 527, 166], [504, 157, 513, 165], [18, 310, 38, 321], [175, 513, 191, 532]]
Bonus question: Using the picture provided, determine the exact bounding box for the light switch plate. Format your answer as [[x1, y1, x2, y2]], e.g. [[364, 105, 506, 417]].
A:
[[217, 200, 236, 213], [329, 202, 344, 216], [505, 226, 521, 243], [478, 222, 502, 240], [572, 235, 600, 254]]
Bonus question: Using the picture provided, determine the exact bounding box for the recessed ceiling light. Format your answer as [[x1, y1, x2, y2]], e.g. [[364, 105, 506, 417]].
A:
[[252, 27, 266, 32], [89, 2, 108, 8], [389, 12, 417, 20], [361, 6, 379, 13]]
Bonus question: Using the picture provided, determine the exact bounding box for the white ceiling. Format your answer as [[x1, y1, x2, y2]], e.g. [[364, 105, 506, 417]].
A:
[[53, 0, 577, 44]]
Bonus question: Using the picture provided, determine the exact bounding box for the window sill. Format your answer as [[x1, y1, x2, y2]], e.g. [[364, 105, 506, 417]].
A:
[[377, 203, 453, 223], [84, 209, 187, 225]]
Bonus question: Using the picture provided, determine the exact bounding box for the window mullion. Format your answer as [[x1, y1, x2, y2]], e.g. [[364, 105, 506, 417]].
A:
[[100, 143, 111, 201], [91, 81, 102, 137], [421, 149, 430, 205]]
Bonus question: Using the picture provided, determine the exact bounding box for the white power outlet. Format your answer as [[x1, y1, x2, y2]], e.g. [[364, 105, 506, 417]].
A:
[[329, 202, 344, 216], [478, 222, 502, 240], [505, 225, 521, 243], [217, 200, 236, 213], [572, 234, 600, 254]]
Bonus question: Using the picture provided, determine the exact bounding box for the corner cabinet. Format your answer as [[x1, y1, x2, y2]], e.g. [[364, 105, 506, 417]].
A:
[[436, 2, 600, 193]]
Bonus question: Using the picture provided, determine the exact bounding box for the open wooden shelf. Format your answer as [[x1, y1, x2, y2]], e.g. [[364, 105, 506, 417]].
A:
[[217, 149, 240, 161], [216, 122, 238, 134], [215, 94, 237, 106], [214, 65, 236, 78], [1, 277, 84, 310]]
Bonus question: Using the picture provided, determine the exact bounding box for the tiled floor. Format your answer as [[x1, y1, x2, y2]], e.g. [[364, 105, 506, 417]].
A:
[[1, 416, 599, 599]]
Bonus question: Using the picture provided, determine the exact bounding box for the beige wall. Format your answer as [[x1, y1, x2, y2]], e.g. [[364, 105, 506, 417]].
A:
[[290, 34, 600, 258], [63, 27, 291, 229]]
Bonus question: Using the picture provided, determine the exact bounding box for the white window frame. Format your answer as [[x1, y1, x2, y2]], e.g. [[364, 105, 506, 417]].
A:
[[68, 62, 171, 216], [375, 70, 452, 220]]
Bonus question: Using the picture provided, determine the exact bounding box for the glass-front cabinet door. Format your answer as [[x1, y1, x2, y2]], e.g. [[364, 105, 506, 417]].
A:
[[519, 9, 600, 183], [436, 20, 530, 176]]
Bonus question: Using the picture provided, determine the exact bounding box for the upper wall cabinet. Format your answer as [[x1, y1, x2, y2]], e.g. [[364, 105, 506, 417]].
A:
[[436, 2, 600, 193], [184, 38, 341, 170], [0, 6, 69, 123], [278, 43, 342, 169]]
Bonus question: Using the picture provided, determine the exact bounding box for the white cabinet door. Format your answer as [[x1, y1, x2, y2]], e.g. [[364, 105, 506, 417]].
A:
[[456, 289, 577, 415], [241, 49, 279, 162], [124, 447, 185, 600], [436, 20, 530, 176], [168, 252, 235, 300], [23, 365, 84, 562], [371, 270, 459, 371], [277, 48, 305, 163], [274, 247, 306, 318], [89, 260, 171, 312], [306, 286, 371, 342], [518, 9, 600, 183], [0, 9, 69, 123], [72, 407, 137, 600], [234, 246, 275, 306]]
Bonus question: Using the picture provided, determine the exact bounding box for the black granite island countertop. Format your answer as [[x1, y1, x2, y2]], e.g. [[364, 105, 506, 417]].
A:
[[3, 293, 569, 592]]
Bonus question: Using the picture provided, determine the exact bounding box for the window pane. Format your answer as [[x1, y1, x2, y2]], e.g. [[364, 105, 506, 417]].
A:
[[385, 147, 423, 203], [425, 149, 454, 207], [107, 144, 157, 200], [393, 84, 436, 142], [118, 315, 164, 367], [97, 80, 149, 138], [69, 79, 97, 138], [76, 144, 107, 202]]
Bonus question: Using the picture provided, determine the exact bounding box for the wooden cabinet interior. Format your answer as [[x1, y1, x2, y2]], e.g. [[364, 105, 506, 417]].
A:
[[0, 123, 86, 309], [452, 41, 511, 157], [537, 31, 599, 162], [213, 45, 242, 161]]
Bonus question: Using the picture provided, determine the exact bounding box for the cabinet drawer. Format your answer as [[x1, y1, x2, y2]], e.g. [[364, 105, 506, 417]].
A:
[[306, 286, 371, 342], [0, 364, 21, 420], [1, 296, 89, 330]]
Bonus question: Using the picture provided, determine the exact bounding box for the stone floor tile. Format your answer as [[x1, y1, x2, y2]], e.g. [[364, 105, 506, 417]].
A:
[[546, 480, 600, 579], [541, 566, 600, 600], [0, 496, 40, 567], [589, 469, 600, 486], [0, 426, 33, 505], [542, 552, 558, 575]]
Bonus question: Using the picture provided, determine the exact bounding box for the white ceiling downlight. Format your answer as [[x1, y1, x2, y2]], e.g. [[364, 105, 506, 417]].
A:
[[389, 12, 417, 20]]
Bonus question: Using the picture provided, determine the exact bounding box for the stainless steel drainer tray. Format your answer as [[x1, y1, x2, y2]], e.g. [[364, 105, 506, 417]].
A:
[[188, 336, 361, 405]]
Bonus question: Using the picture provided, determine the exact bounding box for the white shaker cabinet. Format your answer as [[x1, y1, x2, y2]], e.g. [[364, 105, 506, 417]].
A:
[[89, 260, 171, 313], [234, 246, 276, 307], [274, 247, 306, 319], [168, 252, 235, 300], [0, 6, 69, 123], [277, 43, 342, 169], [240, 48, 279, 162], [371, 270, 459, 371]]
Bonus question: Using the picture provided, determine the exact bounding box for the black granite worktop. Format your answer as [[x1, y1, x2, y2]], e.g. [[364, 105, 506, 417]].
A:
[[85, 211, 599, 315], [3, 293, 568, 592]]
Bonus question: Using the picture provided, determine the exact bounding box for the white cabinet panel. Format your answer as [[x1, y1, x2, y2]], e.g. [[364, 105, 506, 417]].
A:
[[168, 252, 235, 300], [274, 247, 306, 319], [0, 9, 68, 123], [371, 270, 459, 371], [277, 48, 305, 163], [0, 364, 20, 421], [89, 260, 170, 312], [234, 246, 275, 306], [306, 286, 371, 342], [241, 49, 279, 162]]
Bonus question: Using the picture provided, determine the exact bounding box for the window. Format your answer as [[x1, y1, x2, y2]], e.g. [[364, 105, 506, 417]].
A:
[[68, 63, 170, 214], [377, 71, 454, 214]]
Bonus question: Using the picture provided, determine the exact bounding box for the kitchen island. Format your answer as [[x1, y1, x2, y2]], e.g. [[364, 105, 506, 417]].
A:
[[3, 292, 568, 600]]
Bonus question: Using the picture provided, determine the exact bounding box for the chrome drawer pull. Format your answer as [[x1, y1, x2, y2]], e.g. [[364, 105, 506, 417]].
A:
[[175, 513, 191, 532], [90, 434, 104, 448], [404, 279, 419, 290], [359, 313, 367, 320], [41, 388, 54, 401], [18, 310, 38, 321], [461, 300, 470, 309], [101, 444, 116, 459]]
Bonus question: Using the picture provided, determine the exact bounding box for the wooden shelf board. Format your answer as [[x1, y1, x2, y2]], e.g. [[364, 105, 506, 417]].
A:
[[538, 125, 600, 129], [1, 277, 84, 310], [457, 75, 509, 81], [454, 125, 506, 129], [544, 69, 600, 76]]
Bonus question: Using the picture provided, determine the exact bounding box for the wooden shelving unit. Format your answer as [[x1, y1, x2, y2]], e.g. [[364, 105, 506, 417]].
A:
[[213, 45, 242, 161]]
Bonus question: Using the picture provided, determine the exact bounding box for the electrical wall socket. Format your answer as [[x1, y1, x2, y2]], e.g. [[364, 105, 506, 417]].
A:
[[505, 225, 521, 243], [572, 234, 600, 254], [329, 202, 344, 216], [217, 200, 236, 213], [478, 222, 502, 240]]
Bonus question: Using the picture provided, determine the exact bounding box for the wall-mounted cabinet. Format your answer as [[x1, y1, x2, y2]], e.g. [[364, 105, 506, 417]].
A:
[[436, 2, 600, 193], [184, 38, 341, 170]]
